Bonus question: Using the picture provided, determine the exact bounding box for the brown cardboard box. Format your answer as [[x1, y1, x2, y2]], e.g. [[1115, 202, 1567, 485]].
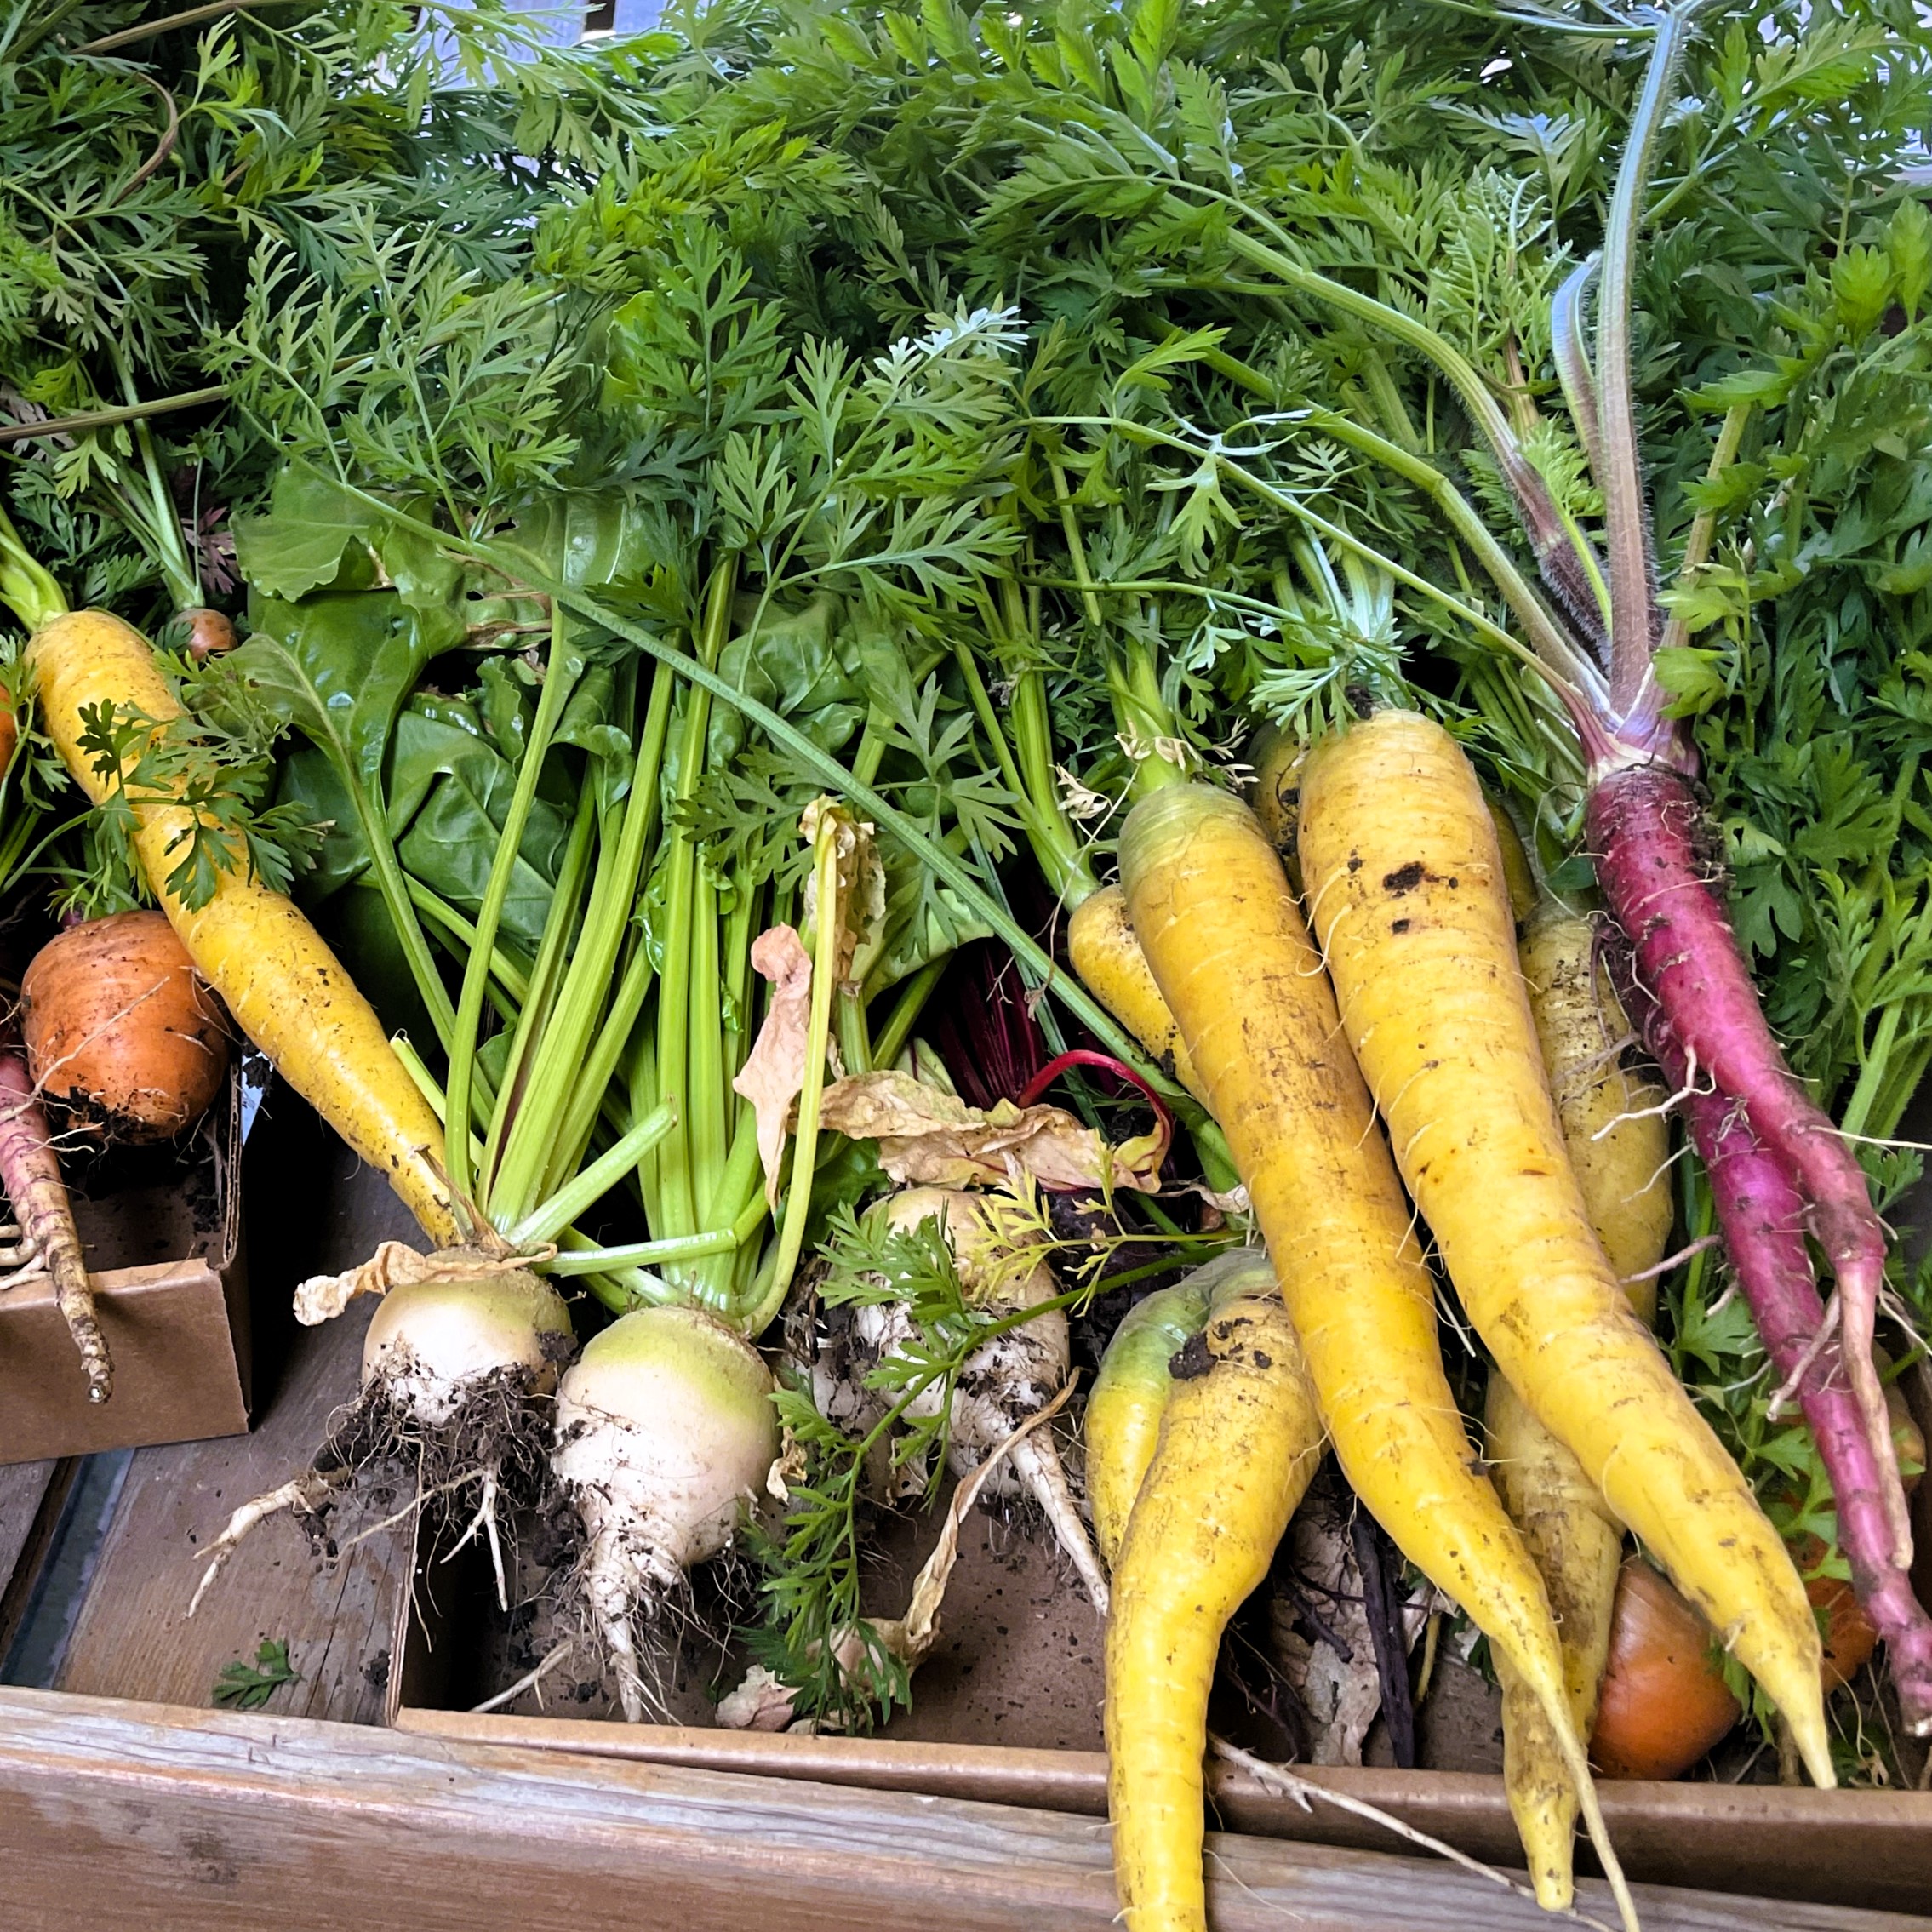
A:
[[0, 1066, 249, 1465]]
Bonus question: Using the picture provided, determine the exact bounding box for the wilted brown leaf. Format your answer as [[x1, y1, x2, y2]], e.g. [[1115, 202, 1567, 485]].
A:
[[733, 924, 815, 1203], [815, 1070, 1166, 1192]]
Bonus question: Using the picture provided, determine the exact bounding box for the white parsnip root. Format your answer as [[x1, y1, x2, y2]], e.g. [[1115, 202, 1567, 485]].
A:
[[824, 1186, 1107, 1614]]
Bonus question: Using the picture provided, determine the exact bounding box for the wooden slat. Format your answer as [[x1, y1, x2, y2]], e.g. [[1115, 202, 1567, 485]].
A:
[[55, 1140, 423, 1721], [0, 1460, 61, 1592], [0, 1688, 1918, 1932], [0, 1460, 67, 1658], [395, 1710, 1932, 1917]]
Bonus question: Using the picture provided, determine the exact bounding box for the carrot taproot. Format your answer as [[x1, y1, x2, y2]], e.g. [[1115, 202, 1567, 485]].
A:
[[0, 1035, 109, 1401], [1104, 1250, 1323, 1932], [1067, 887, 1203, 1102], [1297, 709, 1831, 1787], [25, 610, 459, 1243], [1591, 761, 1910, 1582], [1120, 780, 1638, 1932], [1649, 992, 1932, 1733], [1485, 798, 1540, 929], [1519, 907, 1675, 1298], [1495, 919, 1660, 1862], [1247, 723, 1304, 880], [1486, 1382, 1626, 1880], [1085, 1267, 1215, 1569], [1489, 904, 1675, 1905]]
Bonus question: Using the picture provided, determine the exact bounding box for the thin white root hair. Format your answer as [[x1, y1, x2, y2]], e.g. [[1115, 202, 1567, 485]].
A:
[[1768, 1295, 1842, 1422], [1009, 1430, 1108, 1615], [334, 1470, 478, 1558], [443, 1471, 509, 1612], [471, 1637, 575, 1716], [1621, 1232, 1722, 1286], [1590, 1048, 1702, 1140], [1206, 1737, 1619, 1932], [1821, 1126, 1932, 1152], [187, 1478, 326, 1618], [1637, 1139, 1698, 1198], [1300, 864, 1352, 940], [1551, 1032, 1640, 1102]]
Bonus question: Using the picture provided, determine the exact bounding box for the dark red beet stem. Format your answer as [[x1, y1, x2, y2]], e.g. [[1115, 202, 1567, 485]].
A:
[[1615, 955, 1932, 1733], [1588, 760, 1909, 1568]]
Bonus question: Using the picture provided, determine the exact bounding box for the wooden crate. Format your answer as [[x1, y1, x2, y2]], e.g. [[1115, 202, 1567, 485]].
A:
[[382, 1361, 1932, 1918], [388, 1503, 1932, 1921], [3, 1106, 1925, 1930]]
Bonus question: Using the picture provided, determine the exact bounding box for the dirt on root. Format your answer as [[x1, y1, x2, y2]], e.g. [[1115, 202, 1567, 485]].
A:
[[296, 1359, 563, 1566]]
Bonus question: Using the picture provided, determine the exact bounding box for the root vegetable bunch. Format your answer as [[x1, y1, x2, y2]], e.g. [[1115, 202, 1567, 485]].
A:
[[1146, 0, 1932, 1741], [819, 1186, 1107, 1614]]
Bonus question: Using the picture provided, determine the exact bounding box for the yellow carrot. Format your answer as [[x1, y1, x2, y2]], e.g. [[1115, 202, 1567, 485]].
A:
[[1247, 723, 1305, 883], [1120, 780, 1637, 1932], [1297, 709, 1830, 1787], [1521, 906, 1676, 1299], [1085, 1266, 1215, 1569], [1491, 906, 1674, 1906], [1067, 886, 1203, 1100], [1105, 1251, 1322, 1932], [1484, 793, 1540, 927], [26, 611, 459, 1243]]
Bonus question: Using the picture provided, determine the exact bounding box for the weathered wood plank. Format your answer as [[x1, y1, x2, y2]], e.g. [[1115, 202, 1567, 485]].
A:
[[0, 1689, 1918, 1932], [55, 1131, 422, 1721], [395, 1709, 1932, 1917], [0, 1460, 67, 1659], [0, 1460, 60, 1593]]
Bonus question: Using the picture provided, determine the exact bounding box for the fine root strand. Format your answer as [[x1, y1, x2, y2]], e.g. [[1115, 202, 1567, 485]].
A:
[[1207, 1736, 1620, 1932], [471, 1636, 575, 1716], [188, 1473, 339, 1617]]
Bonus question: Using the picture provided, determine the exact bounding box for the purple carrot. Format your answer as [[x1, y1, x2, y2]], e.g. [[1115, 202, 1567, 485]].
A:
[[1589, 764, 1910, 1569], [0, 1038, 110, 1402], [1612, 952, 1932, 1731]]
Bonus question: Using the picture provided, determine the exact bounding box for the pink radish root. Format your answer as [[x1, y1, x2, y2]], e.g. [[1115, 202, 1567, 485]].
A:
[[0, 1041, 109, 1402], [1589, 761, 1910, 1572]]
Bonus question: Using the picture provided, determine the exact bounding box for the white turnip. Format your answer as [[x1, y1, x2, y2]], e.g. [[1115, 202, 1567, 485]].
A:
[[192, 1257, 574, 1616], [552, 1304, 779, 1720]]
